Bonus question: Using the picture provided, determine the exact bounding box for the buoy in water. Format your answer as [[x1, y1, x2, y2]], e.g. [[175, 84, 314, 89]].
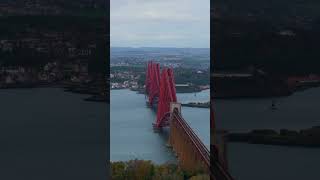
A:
[[271, 100, 277, 110]]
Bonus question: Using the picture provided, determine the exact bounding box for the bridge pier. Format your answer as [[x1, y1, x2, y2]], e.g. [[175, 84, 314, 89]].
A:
[[167, 102, 180, 148], [170, 102, 181, 115]]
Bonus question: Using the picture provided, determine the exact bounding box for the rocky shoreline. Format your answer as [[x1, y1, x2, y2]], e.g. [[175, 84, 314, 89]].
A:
[[62, 81, 108, 102], [0, 80, 108, 103], [182, 102, 209, 108], [227, 127, 320, 147]]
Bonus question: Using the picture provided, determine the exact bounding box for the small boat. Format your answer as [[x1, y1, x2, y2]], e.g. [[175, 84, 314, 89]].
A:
[[271, 100, 277, 110]]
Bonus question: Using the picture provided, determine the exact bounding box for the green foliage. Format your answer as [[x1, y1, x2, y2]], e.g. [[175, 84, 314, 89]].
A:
[[111, 162, 126, 180], [110, 160, 209, 180], [135, 68, 209, 86], [189, 174, 210, 180], [111, 160, 154, 180], [138, 74, 146, 86], [111, 66, 145, 74], [152, 163, 184, 180], [111, 65, 209, 86], [126, 160, 154, 180], [174, 69, 209, 86]]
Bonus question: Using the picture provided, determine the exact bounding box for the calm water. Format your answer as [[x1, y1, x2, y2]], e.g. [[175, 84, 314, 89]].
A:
[[2, 86, 318, 179], [215, 87, 320, 180], [110, 89, 209, 164], [0, 88, 107, 180]]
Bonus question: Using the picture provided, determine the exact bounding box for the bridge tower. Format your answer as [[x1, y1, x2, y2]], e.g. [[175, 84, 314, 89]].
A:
[[145, 61, 160, 106], [154, 67, 177, 128], [145, 61, 233, 179]]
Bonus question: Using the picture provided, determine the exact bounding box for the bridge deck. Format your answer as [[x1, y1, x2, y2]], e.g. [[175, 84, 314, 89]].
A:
[[172, 109, 234, 180]]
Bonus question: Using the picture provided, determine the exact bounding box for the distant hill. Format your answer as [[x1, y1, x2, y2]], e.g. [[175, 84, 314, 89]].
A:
[[111, 47, 209, 69], [0, 0, 106, 16], [213, 0, 320, 75], [214, 0, 320, 29], [111, 47, 209, 57]]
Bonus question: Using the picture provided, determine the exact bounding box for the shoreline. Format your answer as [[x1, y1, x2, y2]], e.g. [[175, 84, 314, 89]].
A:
[[0, 82, 108, 102], [227, 127, 320, 148], [214, 85, 320, 100], [182, 102, 209, 108], [111, 87, 210, 94]]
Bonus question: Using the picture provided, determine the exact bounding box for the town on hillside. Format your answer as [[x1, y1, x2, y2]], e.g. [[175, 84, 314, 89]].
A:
[[0, 2, 108, 101]]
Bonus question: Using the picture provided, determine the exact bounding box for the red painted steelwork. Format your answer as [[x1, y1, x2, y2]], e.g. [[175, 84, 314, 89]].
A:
[[172, 109, 233, 180], [155, 68, 177, 128], [145, 61, 233, 179], [145, 61, 160, 105], [145, 61, 177, 128]]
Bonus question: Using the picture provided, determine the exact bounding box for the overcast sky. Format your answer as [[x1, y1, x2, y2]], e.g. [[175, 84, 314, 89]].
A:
[[111, 0, 210, 48]]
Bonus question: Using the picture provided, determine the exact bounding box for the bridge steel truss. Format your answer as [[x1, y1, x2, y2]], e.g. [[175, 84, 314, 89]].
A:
[[169, 107, 210, 174], [145, 61, 177, 128], [145, 61, 234, 180], [169, 106, 233, 180], [155, 67, 177, 128], [145, 61, 160, 106]]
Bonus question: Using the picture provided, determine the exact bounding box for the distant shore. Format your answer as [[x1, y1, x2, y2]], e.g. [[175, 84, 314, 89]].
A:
[[0, 81, 108, 102], [128, 86, 208, 94], [182, 102, 209, 108], [213, 73, 320, 99], [227, 127, 320, 147]]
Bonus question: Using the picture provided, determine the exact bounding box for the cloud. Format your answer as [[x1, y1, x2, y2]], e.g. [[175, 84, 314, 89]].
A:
[[111, 0, 210, 48]]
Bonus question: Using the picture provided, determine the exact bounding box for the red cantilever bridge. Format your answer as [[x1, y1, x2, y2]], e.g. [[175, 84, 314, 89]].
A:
[[145, 61, 233, 179]]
